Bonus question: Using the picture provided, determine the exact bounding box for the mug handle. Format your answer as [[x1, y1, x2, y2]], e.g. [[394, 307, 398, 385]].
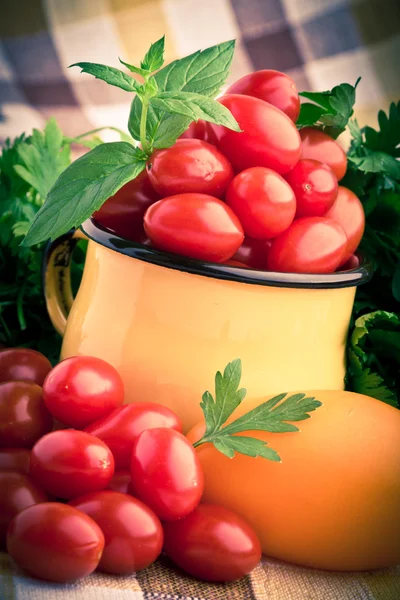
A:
[[42, 229, 87, 336]]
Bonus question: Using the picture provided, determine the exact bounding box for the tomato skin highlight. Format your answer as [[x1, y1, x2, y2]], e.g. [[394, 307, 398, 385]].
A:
[[284, 159, 338, 218], [299, 128, 347, 181], [226, 167, 296, 239], [163, 504, 262, 582], [0, 449, 31, 474], [325, 186, 365, 265], [0, 382, 53, 449], [30, 430, 115, 499], [7, 502, 105, 582], [0, 348, 52, 385], [267, 217, 348, 274], [144, 193, 244, 263], [130, 428, 204, 521], [70, 490, 163, 574], [226, 69, 300, 122], [210, 94, 301, 174], [147, 139, 233, 198]]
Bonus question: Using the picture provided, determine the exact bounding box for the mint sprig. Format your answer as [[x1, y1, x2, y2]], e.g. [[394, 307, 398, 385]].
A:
[[70, 62, 140, 93]]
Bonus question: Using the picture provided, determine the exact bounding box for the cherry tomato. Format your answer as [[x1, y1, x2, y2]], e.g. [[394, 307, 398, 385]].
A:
[[106, 471, 132, 494], [7, 502, 104, 582], [325, 186, 365, 265], [299, 128, 347, 181], [224, 260, 248, 267], [93, 170, 160, 242], [180, 120, 218, 145], [226, 70, 300, 122], [0, 449, 31, 474], [0, 471, 48, 547], [0, 348, 52, 385], [163, 504, 261, 582], [147, 139, 233, 198], [267, 217, 348, 274], [130, 428, 203, 521], [210, 94, 301, 174], [30, 430, 115, 499], [232, 237, 271, 270], [284, 159, 338, 218], [70, 490, 163, 574], [144, 193, 244, 263], [226, 167, 296, 239], [339, 254, 360, 271], [85, 403, 182, 470], [0, 382, 53, 448], [43, 356, 124, 429]]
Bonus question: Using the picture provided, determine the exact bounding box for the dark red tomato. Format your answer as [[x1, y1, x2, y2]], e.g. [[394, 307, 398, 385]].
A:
[[226, 70, 300, 122], [267, 217, 347, 274], [163, 504, 262, 582], [70, 491, 163, 574], [285, 159, 338, 218], [147, 139, 234, 198], [144, 193, 244, 263], [0, 449, 31, 474], [130, 428, 203, 521], [107, 471, 132, 494], [93, 170, 160, 242], [326, 186, 365, 265], [43, 356, 124, 429], [0, 382, 53, 448], [85, 403, 182, 470], [210, 94, 301, 174], [179, 120, 218, 145], [7, 502, 104, 582], [0, 471, 47, 548], [300, 128, 347, 181], [226, 167, 296, 239], [30, 430, 115, 499], [232, 237, 271, 270], [0, 348, 52, 385], [338, 254, 360, 271]]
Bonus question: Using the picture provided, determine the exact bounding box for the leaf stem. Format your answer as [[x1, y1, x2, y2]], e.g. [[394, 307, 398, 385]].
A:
[[140, 98, 150, 154]]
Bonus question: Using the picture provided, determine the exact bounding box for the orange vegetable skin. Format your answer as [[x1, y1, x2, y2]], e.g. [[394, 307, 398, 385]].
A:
[[187, 390, 400, 571]]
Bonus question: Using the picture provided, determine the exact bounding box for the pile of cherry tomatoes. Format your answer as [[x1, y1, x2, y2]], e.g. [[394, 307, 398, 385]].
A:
[[0, 348, 261, 583], [94, 69, 365, 274]]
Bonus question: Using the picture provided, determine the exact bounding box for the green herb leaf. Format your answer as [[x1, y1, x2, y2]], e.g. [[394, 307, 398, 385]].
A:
[[349, 152, 400, 179], [70, 62, 139, 93], [213, 436, 281, 461], [141, 36, 165, 72], [296, 103, 326, 128]]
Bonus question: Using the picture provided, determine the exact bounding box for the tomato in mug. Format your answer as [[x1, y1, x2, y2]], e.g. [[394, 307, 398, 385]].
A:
[[179, 120, 218, 145], [232, 237, 271, 270], [299, 128, 347, 181], [210, 94, 301, 174], [226, 70, 300, 122], [0, 471, 48, 547], [7, 502, 104, 582], [285, 159, 338, 218], [0, 449, 31, 474], [144, 193, 244, 263], [130, 428, 204, 521], [70, 491, 163, 574], [43, 356, 124, 429], [226, 167, 296, 239], [30, 430, 115, 499], [0, 382, 53, 448], [85, 402, 182, 470], [0, 348, 52, 385], [325, 186, 365, 265], [93, 170, 160, 242], [267, 217, 347, 274], [163, 504, 261, 582]]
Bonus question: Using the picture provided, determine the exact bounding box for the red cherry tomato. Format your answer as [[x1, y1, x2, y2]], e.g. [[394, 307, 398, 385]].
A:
[[43, 356, 124, 429], [130, 428, 203, 521], [299, 128, 347, 181], [224, 260, 248, 267], [0, 348, 52, 385], [267, 217, 347, 274], [106, 471, 132, 494], [339, 254, 360, 271], [7, 502, 104, 582], [163, 504, 261, 582], [0, 382, 53, 448], [325, 186, 365, 265], [93, 170, 160, 242], [179, 120, 218, 145], [30, 430, 115, 499], [144, 193, 244, 263], [226, 167, 296, 239], [284, 159, 338, 218], [70, 490, 163, 574], [0, 471, 48, 547], [226, 70, 300, 122], [147, 140, 233, 198], [210, 94, 301, 174], [85, 403, 182, 470], [232, 237, 271, 270], [0, 449, 31, 474]]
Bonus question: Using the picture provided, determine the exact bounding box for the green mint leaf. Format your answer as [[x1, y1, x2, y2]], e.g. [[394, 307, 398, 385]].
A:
[[70, 62, 139, 93], [22, 142, 146, 246], [213, 436, 280, 461], [150, 91, 240, 131], [145, 76, 159, 98], [118, 58, 147, 78], [141, 36, 165, 72]]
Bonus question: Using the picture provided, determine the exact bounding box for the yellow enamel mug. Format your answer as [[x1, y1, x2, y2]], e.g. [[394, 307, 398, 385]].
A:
[[43, 219, 372, 432]]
